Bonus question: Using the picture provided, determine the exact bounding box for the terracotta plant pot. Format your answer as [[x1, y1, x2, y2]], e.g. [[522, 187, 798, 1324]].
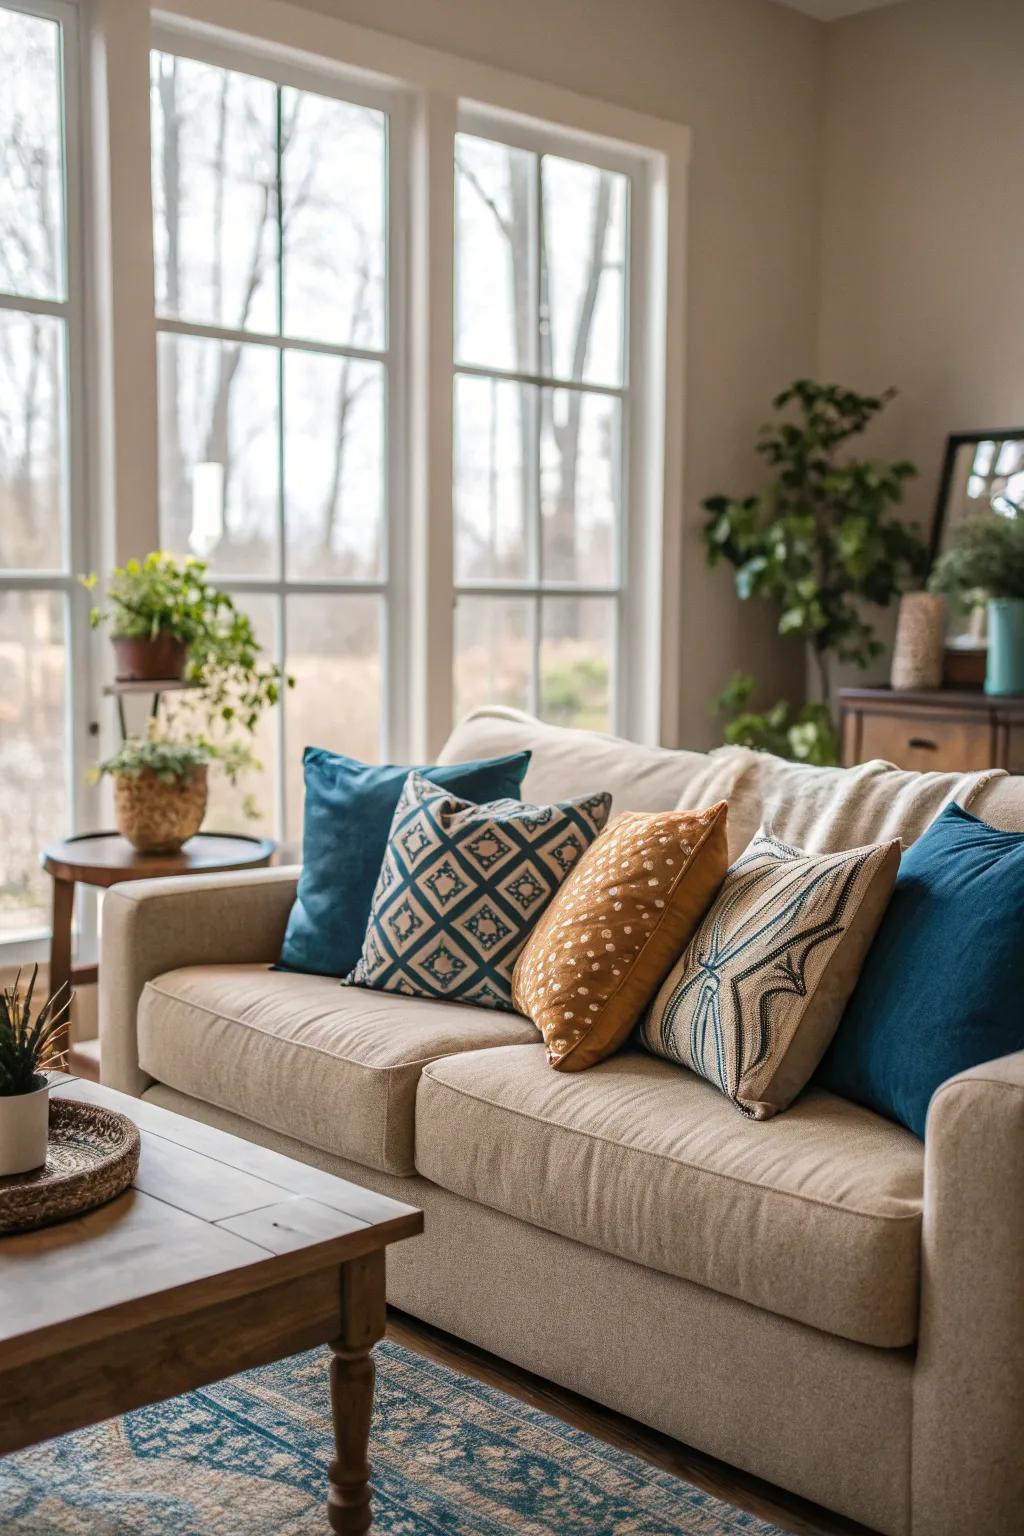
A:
[[114, 764, 208, 853], [112, 632, 188, 683], [0, 1078, 50, 1176]]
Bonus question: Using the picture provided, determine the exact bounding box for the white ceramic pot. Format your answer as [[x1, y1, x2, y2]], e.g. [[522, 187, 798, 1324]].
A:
[[0, 1078, 51, 1176]]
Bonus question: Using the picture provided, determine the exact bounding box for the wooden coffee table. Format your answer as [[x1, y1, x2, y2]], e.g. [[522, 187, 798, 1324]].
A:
[[0, 1078, 423, 1533]]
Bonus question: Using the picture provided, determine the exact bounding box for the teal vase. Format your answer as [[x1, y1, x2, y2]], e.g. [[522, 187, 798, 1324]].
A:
[[985, 598, 1024, 695]]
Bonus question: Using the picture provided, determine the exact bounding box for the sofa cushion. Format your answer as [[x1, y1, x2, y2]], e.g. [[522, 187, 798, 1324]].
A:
[[414, 1044, 924, 1347], [136, 964, 538, 1175]]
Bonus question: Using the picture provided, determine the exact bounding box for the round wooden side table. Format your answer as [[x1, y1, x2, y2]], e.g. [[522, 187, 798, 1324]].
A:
[[39, 831, 275, 1076]]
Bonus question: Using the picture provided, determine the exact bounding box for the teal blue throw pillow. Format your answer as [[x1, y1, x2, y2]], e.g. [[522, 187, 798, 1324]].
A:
[[277, 748, 531, 978], [346, 771, 612, 1009], [816, 801, 1024, 1138]]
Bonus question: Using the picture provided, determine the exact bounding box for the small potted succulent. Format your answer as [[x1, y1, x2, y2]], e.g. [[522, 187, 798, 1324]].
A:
[[0, 967, 69, 1177], [929, 516, 1024, 695]]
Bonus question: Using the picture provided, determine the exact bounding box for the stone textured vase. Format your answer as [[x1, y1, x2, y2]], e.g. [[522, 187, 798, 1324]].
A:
[[0, 1078, 50, 1176], [890, 592, 946, 691], [114, 765, 208, 853], [985, 599, 1024, 697]]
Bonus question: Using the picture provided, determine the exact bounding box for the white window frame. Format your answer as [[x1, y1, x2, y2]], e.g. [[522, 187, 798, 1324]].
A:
[[0, 0, 96, 961], [149, 23, 410, 839], [149, 0, 689, 757], [451, 106, 650, 738], [3, 0, 688, 957]]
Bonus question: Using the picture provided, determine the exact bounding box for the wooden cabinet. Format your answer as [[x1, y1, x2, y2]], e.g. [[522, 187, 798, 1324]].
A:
[[840, 688, 1024, 773]]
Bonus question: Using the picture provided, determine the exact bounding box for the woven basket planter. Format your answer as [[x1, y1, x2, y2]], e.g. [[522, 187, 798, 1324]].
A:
[[114, 765, 208, 853]]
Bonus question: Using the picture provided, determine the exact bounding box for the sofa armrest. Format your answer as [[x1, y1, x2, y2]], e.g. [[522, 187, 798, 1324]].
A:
[[912, 1050, 1024, 1536], [99, 866, 300, 1097]]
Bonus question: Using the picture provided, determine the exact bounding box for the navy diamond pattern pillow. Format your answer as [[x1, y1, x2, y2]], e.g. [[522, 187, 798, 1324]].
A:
[[345, 771, 612, 1010]]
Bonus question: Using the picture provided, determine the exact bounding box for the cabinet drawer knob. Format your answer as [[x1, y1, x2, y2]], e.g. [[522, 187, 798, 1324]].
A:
[[908, 736, 938, 751]]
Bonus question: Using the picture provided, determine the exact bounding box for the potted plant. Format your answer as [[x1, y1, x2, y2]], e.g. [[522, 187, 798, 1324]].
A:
[[93, 733, 212, 853], [703, 380, 928, 762], [85, 552, 292, 849], [0, 966, 69, 1177], [929, 515, 1024, 695], [84, 552, 287, 695]]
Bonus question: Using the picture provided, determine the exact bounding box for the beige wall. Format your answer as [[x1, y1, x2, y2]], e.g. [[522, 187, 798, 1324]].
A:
[[289, 0, 824, 747], [820, 0, 1024, 678]]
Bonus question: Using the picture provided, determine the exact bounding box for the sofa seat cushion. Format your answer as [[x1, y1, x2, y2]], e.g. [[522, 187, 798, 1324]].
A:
[[414, 1045, 924, 1346], [137, 964, 538, 1175]]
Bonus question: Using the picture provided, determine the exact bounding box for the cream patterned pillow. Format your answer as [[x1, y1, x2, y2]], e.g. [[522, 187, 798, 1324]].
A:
[[639, 830, 900, 1118]]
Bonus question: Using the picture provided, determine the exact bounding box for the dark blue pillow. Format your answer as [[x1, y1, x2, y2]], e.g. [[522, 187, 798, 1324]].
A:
[[277, 747, 531, 978], [816, 801, 1024, 1137]]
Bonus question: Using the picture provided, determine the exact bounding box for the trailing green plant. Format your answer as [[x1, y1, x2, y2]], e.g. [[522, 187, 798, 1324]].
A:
[[704, 381, 927, 707], [714, 673, 840, 767], [0, 965, 69, 1096], [928, 515, 1024, 611], [91, 726, 256, 807], [83, 552, 291, 736], [91, 733, 210, 785]]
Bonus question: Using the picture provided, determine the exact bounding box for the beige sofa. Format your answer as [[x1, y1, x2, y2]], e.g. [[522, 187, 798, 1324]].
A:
[[99, 708, 1024, 1536]]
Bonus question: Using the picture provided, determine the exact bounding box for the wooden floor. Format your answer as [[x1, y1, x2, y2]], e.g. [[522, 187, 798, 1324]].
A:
[[388, 1311, 873, 1536]]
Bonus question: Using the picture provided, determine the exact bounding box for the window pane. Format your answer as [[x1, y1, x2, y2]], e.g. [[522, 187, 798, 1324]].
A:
[[284, 351, 384, 581], [454, 374, 534, 581], [541, 156, 627, 388], [281, 88, 386, 350], [455, 134, 535, 373], [285, 595, 381, 842], [540, 596, 613, 730], [0, 591, 68, 937], [157, 332, 279, 576], [151, 52, 277, 333], [540, 388, 619, 584], [454, 595, 532, 720], [0, 310, 67, 571], [163, 593, 279, 840], [0, 9, 64, 302]]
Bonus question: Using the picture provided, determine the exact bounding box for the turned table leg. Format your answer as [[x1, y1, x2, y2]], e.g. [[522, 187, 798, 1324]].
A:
[[48, 877, 75, 1063], [328, 1251, 386, 1534]]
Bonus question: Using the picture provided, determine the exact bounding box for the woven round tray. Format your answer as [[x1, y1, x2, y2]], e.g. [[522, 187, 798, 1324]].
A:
[[0, 1098, 140, 1237]]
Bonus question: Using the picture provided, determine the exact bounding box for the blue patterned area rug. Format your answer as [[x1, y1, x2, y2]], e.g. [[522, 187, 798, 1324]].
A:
[[1, 1339, 783, 1534]]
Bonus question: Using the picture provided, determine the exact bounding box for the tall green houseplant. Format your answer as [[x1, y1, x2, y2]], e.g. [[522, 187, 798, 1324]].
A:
[[704, 381, 928, 761]]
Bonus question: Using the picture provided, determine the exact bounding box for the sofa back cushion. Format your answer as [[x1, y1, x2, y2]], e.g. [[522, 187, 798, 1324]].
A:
[[439, 708, 1024, 853], [438, 707, 733, 816]]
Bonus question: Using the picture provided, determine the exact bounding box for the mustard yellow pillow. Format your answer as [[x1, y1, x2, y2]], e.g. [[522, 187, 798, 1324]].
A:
[[512, 802, 729, 1070]]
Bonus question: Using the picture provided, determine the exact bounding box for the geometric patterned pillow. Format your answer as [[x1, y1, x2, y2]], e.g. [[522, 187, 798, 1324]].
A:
[[344, 771, 612, 1010], [639, 829, 900, 1118]]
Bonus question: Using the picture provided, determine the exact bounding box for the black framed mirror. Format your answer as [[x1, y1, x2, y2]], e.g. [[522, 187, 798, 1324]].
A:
[[929, 431, 1024, 658], [930, 430, 1024, 567]]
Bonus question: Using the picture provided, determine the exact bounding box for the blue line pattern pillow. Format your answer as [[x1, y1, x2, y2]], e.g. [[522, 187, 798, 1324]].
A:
[[345, 771, 612, 1010], [639, 829, 900, 1118]]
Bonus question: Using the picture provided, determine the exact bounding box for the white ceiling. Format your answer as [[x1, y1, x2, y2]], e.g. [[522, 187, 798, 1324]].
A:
[[777, 0, 905, 19]]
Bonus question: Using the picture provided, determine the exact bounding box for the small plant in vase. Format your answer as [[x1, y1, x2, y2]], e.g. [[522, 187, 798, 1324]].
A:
[[0, 966, 69, 1177], [929, 515, 1024, 696]]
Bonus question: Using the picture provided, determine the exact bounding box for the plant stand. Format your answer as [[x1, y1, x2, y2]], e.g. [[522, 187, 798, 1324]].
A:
[[102, 677, 199, 742], [38, 832, 275, 1077]]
